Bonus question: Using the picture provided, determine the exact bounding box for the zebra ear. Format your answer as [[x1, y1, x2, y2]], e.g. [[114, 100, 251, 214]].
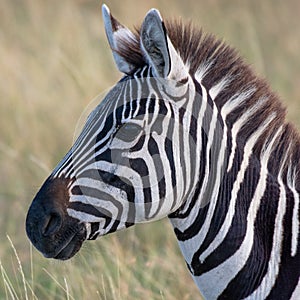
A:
[[140, 9, 188, 80], [102, 4, 136, 74]]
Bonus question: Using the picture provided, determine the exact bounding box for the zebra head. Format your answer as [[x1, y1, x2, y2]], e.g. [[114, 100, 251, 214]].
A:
[[26, 6, 197, 260]]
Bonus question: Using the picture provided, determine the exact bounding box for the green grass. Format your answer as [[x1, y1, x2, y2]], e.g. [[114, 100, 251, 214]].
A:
[[1, 0, 300, 299]]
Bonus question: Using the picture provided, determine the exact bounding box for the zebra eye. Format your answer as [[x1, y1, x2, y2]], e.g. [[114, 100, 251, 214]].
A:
[[115, 122, 143, 143]]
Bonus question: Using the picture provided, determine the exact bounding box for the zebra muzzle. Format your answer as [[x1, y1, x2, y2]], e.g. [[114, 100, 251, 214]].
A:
[[26, 176, 87, 260]]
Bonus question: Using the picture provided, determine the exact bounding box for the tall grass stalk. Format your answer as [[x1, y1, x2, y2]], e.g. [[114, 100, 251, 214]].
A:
[[7, 235, 29, 300]]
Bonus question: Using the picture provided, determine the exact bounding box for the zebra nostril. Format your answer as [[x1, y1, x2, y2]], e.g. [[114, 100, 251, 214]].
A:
[[42, 212, 62, 237]]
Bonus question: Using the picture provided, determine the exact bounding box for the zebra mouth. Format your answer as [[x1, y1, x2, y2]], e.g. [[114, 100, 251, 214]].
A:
[[47, 227, 87, 260]]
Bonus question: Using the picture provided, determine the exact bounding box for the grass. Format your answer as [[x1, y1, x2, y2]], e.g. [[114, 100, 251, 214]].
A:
[[1, 0, 300, 299]]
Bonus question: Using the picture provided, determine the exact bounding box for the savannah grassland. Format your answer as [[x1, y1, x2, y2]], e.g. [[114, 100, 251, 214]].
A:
[[1, 0, 300, 299]]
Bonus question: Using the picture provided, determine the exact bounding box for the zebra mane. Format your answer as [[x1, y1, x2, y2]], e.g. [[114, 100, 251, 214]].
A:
[[116, 19, 300, 190]]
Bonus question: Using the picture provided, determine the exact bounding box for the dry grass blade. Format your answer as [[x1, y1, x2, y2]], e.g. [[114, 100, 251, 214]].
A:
[[1, 261, 18, 300], [42, 268, 75, 300], [6, 235, 28, 300]]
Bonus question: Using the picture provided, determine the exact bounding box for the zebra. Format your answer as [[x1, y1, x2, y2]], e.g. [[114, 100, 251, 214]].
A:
[[25, 5, 300, 299]]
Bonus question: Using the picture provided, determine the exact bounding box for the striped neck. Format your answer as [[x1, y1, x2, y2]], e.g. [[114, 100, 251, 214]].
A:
[[168, 71, 300, 299]]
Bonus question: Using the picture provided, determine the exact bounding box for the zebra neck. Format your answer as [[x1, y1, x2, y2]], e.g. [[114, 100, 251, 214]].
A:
[[168, 79, 231, 262], [168, 118, 300, 299], [167, 74, 300, 298]]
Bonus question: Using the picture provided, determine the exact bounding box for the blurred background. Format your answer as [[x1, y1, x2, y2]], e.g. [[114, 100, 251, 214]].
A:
[[1, 0, 300, 299]]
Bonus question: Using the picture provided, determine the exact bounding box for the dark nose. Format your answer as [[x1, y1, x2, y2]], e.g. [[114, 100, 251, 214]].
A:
[[41, 211, 63, 237], [26, 176, 71, 249], [26, 202, 64, 245]]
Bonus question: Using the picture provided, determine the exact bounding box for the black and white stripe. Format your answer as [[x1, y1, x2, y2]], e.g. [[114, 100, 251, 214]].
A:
[[32, 6, 300, 299]]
